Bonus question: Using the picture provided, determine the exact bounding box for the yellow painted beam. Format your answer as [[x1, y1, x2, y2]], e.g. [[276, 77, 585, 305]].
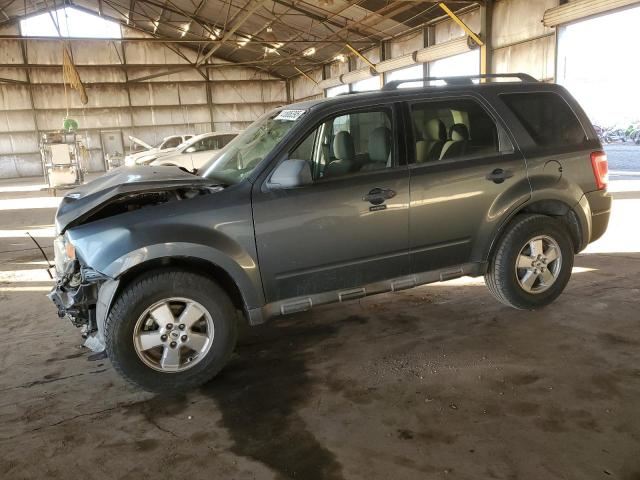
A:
[[438, 2, 484, 47], [294, 66, 318, 85], [345, 43, 376, 70]]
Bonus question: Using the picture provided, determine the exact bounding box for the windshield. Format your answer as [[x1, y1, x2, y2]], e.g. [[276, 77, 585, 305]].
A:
[[200, 109, 304, 183]]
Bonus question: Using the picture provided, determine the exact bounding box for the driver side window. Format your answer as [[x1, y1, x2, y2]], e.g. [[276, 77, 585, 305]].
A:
[[290, 108, 394, 181]]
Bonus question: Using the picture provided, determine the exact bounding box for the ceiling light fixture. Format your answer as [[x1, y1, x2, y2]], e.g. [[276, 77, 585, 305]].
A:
[[302, 47, 316, 56], [152, 20, 159, 33], [265, 42, 283, 55], [266, 25, 273, 33], [334, 53, 346, 63], [181, 23, 190, 37], [264, 42, 283, 55], [237, 34, 252, 47]]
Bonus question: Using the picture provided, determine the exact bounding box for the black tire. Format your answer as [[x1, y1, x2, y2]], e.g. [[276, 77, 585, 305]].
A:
[[105, 269, 237, 393], [485, 214, 574, 310]]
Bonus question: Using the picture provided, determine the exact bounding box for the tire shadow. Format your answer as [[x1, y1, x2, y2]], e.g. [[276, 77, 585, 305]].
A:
[[199, 316, 345, 480]]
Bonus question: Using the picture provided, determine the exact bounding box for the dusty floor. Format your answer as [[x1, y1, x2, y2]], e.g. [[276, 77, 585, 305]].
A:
[[0, 176, 639, 480]]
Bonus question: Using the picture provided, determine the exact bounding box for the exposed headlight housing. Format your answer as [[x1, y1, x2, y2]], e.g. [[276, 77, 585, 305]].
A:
[[53, 234, 76, 278]]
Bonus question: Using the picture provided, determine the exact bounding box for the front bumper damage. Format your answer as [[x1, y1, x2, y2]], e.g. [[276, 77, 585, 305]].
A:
[[48, 261, 112, 352]]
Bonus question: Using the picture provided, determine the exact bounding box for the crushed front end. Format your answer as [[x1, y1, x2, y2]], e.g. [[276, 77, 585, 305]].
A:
[[48, 234, 109, 351]]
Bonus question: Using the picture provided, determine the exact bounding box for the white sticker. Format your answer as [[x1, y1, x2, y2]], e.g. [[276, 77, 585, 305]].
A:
[[275, 109, 306, 121]]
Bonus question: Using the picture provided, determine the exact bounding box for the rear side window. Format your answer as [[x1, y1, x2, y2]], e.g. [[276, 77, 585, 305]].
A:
[[409, 98, 501, 163], [500, 92, 587, 148]]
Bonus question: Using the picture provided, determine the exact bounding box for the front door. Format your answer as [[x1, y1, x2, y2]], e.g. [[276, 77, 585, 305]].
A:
[[406, 95, 531, 273], [252, 106, 411, 303]]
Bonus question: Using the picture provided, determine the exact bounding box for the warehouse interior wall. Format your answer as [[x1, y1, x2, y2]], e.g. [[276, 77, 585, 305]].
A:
[[0, 20, 286, 178]]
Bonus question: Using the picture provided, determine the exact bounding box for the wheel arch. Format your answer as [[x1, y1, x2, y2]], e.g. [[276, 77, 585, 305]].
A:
[[113, 256, 248, 319], [484, 198, 586, 267]]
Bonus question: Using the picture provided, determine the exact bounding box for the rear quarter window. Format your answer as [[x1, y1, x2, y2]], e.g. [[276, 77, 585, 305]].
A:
[[500, 92, 587, 148]]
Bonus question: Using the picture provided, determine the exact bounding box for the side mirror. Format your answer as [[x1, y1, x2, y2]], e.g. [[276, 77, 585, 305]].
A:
[[268, 159, 312, 189], [185, 146, 196, 153]]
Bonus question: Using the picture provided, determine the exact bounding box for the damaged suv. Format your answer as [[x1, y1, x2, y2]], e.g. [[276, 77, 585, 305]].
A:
[[49, 74, 611, 392]]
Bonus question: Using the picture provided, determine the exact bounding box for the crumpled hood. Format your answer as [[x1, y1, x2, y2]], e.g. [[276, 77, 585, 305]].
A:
[[55, 166, 216, 233]]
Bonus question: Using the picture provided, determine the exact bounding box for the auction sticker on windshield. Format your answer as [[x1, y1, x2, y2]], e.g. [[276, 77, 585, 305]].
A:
[[275, 109, 306, 121]]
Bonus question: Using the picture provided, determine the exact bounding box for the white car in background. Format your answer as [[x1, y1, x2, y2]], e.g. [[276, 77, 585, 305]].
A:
[[150, 132, 238, 171], [124, 134, 193, 166]]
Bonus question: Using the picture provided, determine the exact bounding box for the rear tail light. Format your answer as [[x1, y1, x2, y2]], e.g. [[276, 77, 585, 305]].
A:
[[590, 151, 608, 190]]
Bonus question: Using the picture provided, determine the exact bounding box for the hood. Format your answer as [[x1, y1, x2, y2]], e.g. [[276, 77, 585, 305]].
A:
[[55, 166, 217, 233], [129, 135, 153, 150], [126, 148, 160, 161]]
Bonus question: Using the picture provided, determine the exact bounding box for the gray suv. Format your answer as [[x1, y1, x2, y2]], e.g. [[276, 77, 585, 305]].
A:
[[48, 74, 611, 392]]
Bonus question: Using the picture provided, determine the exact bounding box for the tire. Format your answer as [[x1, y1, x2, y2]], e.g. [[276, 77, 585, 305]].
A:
[[485, 214, 574, 310], [105, 269, 238, 392]]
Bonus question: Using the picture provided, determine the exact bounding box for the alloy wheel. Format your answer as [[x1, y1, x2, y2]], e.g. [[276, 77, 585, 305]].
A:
[[132, 297, 214, 372], [514, 235, 563, 294]]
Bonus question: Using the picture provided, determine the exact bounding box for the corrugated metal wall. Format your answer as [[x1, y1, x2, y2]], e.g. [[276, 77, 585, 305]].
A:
[[492, 0, 557, 81], [0, 25, 287, 178]]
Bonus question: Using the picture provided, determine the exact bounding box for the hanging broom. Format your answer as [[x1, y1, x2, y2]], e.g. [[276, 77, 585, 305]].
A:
[[62, 44, 88, 105]]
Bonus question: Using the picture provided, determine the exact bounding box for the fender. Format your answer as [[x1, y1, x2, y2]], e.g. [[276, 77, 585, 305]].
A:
[[90, 240, 265, 347], [104, 242, 263, 309], [480, 178, 592, 263]]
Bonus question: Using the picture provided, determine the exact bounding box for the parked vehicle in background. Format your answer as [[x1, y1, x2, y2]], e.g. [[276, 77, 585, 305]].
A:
[[49, 74, 611, 392], [625, 122, 640, 144], [593, 122, 640, 145], [124, 134, 193, 166], [150, 132, 239, 171]]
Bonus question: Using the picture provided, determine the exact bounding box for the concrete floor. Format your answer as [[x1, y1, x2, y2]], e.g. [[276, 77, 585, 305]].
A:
[[0, 175, 639, 480]]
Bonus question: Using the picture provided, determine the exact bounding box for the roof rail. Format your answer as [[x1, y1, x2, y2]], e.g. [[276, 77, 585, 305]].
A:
[[382, 73, 538, 91]]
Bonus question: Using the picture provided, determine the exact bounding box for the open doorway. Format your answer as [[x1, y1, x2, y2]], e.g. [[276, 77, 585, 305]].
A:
[[557, 5, 640, 178]]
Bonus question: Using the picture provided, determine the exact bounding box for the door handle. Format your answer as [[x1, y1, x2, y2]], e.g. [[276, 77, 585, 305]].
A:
[[363, 187, 396, 205], [486, 168, 514, 184]]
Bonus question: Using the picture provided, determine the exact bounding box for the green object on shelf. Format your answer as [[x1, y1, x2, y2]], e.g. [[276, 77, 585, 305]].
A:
[[63, 118, 79, 132]]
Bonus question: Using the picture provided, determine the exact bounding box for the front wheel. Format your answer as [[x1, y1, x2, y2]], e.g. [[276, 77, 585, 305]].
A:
[[105, 270, 238, 392], [485, 214, 574, 310]]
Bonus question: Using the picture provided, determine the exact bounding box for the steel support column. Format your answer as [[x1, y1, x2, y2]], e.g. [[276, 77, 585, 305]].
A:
[[423, 25, 435, 81], [480, 0, 494, 76]]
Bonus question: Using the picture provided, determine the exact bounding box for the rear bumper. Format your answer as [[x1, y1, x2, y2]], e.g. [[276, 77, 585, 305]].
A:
[[585, 189, 612, 244]]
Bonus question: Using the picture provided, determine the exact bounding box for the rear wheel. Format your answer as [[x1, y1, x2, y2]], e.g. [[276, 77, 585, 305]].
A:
[[485, 214, 574, 309], [105, 269, 237, 392]]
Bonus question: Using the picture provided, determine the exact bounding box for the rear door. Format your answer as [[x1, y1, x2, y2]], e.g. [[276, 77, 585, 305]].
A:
[[252, 104, 411, 303], [406, 94, 531, 273]]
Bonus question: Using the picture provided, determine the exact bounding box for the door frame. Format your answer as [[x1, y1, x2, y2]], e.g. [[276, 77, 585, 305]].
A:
[[99, 129, 125, 170]]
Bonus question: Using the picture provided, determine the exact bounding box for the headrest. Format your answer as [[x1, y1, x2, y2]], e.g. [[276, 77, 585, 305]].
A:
[[333, 131, 355, 162], [368, 127, 391, 163], [424, 119, 446, 141], [450, 123, 469, 142]]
